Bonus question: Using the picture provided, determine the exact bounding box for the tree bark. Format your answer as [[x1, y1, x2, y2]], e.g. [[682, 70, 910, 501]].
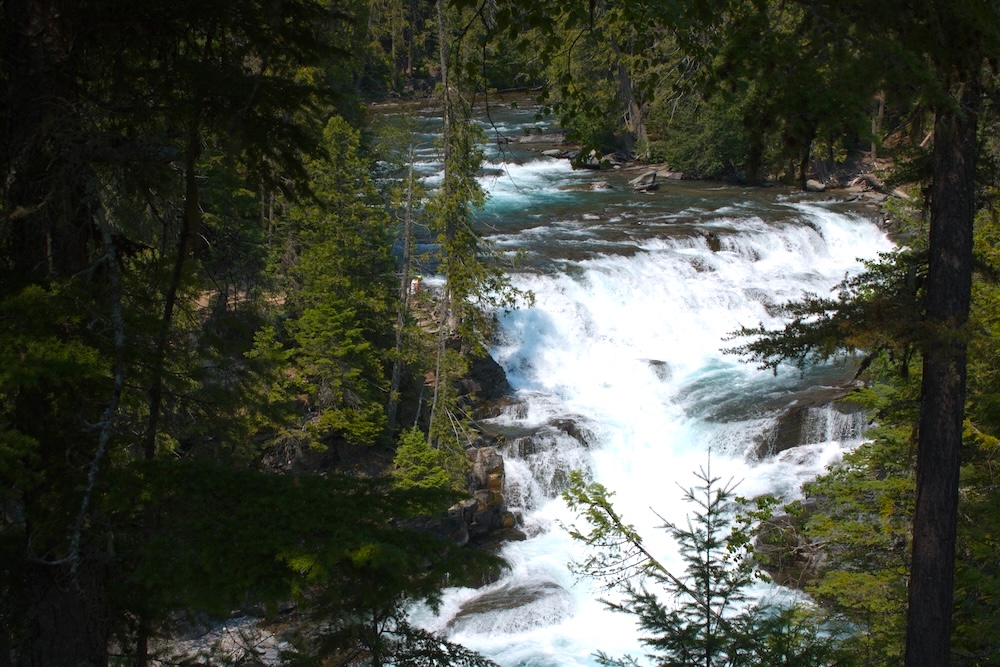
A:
[[872, 91, 885, 161], [436, 0, 460, 335], [387, 147, 417, 435], [19, 559, 110, 667], [609, 36, 646, 153], [905, 84, 979, 667], [142, 115, 202, 459]]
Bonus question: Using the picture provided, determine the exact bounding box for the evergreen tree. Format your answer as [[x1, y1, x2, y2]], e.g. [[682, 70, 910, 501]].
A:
[[420, 1, 531, 460], [563, 466, 842, 667], [282, 116, 397, 448], [731, 202, 1000, 666], [0, 1, 474, 663]]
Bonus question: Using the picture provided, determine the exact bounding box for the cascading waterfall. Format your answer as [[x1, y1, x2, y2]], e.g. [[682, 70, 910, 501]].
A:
[[402, 104, 895, 666]]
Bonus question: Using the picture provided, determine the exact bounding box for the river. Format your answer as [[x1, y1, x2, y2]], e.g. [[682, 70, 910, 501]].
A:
[[399, 100, 895, 666]]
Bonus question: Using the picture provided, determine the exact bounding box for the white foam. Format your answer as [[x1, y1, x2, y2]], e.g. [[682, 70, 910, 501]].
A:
[[417, 195, 893, 665]]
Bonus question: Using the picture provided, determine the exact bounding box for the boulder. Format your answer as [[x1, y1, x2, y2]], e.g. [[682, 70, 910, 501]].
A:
[[469, 446, 504, 493], [460, 350, 511, 401], [753, 394, 865, 459], [602, 153, 622, 167], [805, 179, 826, 192], [575, 149, 603, 169]]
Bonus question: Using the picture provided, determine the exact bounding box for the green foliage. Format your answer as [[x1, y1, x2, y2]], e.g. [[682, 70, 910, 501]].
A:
[[732, 205, 1000, 665], [284, 614, 500, 667], [799, 426, 914, 666], [728, 604, 854, 667], [105, 458, 489, 658], [564, 465, 842, 667], [649, 93, 751, 180], [393, 427, 469, 492], [0, 282, 112, 550], [283, 116, 398, 447], [426, 110, 531, 350], [726, 249, 925, 377], [0, 0, 503, 662]]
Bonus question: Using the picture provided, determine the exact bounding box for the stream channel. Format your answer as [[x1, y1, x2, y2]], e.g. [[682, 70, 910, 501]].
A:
[[390, 99, 896, 666]]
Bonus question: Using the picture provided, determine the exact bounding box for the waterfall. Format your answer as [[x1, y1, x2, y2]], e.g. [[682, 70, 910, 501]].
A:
[[408, 196, 893, 664], [399, 103, 895, 666]]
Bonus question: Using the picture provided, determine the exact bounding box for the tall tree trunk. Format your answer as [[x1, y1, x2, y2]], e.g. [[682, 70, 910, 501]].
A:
[[19, 558, 110, 667], [609, 36, 646, 153], [745, 140, 763, 185], [5, 6, 114, 665], [142, 116, 202, 459], [436, 0, 459, 335], [905, 83, 979, 667], [798, 146, 810, 191], [406, 0, 416, 75], [387, 147, 417, 434], [872, 91, 885, 161]]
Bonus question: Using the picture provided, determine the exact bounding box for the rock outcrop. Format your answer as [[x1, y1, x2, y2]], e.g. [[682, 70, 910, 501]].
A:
[[753, 391, 866, 460], [462, 446, 519, 542]]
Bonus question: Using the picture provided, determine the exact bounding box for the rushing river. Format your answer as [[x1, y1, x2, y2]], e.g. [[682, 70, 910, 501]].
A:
[[399, 101, 895, 666]]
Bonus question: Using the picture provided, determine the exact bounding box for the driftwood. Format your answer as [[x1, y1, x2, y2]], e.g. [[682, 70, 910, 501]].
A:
[[629, 170, 659, 191]]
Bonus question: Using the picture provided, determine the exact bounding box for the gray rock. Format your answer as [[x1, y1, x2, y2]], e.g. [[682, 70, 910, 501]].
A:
[[448, 581, 574, 633]]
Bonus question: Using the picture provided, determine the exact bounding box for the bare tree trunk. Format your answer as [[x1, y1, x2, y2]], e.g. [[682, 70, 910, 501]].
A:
[[406, 0, 416, 75], [436, 0, 459, 335], [745, 140, 763, 185], [798, 147, 810, 191], [905, 83, 979, 667]]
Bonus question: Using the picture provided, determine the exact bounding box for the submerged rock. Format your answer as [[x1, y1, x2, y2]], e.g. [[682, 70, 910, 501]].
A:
[[643, 358, 672, 381], [448, 581, 574, 633], [519, 132, 566, 144], [753, 390, 866, 459]]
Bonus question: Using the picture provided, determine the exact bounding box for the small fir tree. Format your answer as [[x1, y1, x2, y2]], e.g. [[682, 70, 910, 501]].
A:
[[564, 464, 844, 667]]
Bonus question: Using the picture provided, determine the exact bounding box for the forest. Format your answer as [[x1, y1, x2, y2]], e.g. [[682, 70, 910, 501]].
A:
[[1, 0, 998, 665]]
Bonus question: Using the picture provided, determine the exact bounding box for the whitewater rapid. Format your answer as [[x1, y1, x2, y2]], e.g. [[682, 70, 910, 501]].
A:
[[404, 106, 894, 665]]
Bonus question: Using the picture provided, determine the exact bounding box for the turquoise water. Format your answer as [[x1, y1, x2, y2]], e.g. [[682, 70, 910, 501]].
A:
[[400, 99, 894, 666]]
